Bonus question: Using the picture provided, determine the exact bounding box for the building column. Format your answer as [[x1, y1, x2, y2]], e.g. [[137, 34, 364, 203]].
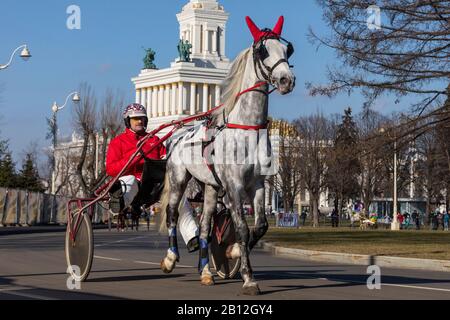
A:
[[204, 28, 210, 54], [164, 84, 170, 116], [203, 83, 209, 112], [190, 83, 196, 115], [215, 85, 221, 107], [193, 24, 201, 55], [141, 88, 147, 108], [171, 83, 177, 115], [152, 87, 158, 118], [220, 27, 226, 56], [178, 82, 184, 115], [146, 88, 152, 118], [212, 30, 217, 53], [135, 89, 141, 104], [158, 86, 164, 116]]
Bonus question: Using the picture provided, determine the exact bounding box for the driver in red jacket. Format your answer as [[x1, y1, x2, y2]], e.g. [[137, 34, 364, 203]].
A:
[[106, 103, 200, 252], [106, 103, 166, 213]]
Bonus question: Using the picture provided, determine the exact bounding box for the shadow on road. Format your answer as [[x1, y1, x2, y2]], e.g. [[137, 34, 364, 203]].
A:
[[0, 268, 161, 279], [0, 276, 122, 300], [87, 273, 185, 283], [251, 268, 450, 295]]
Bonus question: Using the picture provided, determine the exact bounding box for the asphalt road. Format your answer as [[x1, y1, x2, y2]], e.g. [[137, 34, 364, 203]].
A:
[[1, 225, 450, 300]]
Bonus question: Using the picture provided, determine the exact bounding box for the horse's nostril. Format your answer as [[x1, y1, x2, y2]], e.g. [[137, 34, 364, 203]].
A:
[[280, 77, 290, 86]]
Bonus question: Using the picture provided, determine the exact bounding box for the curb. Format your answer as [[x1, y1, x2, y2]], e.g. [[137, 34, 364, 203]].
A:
[[257, 241, 450, 273]]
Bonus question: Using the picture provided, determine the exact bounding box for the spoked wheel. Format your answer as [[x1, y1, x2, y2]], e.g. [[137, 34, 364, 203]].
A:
[[65, 211, 94, 282], [210, 209, 240, 279]]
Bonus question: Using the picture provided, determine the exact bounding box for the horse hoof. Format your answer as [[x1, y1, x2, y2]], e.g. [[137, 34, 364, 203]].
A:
[[200, 275, 215, 286], [240, 284, 261, 296], [160, 259, 174, 274]]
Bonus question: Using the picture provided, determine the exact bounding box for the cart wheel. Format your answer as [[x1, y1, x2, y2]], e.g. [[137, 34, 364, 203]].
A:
[[65, 211, 94, 282], [210, 210, 240, 279]]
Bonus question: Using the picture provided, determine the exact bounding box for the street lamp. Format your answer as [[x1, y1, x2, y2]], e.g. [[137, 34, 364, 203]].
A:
[[50, 92, 80, 194], [379, 127, 400, 230], [0, 45, 32, 70]]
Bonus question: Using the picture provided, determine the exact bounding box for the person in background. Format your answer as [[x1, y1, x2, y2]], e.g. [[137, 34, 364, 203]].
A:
[[443, 211, 449, 231], [412, 210, 420, 230], [331, 208, 339, 228], [300, 210, 307, 226], [397, 212, 404, 229]]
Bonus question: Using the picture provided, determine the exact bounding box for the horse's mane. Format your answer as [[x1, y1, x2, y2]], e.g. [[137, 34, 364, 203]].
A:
[[210, 48, 251, 126]]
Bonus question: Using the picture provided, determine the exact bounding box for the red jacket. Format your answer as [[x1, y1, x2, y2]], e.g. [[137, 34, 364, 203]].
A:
[[106, 128, 166, 180]]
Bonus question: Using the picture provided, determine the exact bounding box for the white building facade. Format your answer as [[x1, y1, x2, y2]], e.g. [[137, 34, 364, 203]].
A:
[[131, 0, 231, 132]]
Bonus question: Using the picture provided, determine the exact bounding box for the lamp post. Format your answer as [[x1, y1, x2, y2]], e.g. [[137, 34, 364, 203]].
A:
[[380, 127, 400, 230], [0, 45, 31, 70], [50, 92, 80, 194]]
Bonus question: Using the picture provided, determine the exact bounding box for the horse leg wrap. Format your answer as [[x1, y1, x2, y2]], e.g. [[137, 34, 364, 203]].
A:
[[198, 238, 214, 286], [168, 227, 180, 261], [198, 238, 209, 274]]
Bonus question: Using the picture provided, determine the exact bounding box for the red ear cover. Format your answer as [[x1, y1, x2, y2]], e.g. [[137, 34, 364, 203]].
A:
[[246, 16, 262, 42], [272, 16, 284, 36]]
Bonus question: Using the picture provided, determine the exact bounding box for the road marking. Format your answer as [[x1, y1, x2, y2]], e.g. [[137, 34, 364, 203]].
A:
[[94, 236, 147, 247], [379, 282, 450, 293], [94, 255, 122, 261], [257, 272, 450, 293], [92, 254, 195, 269], [134, 260, 195, 269], [319, 276, 450, 293], [0, 285, 29, 291], [0, 287, 56, 300]]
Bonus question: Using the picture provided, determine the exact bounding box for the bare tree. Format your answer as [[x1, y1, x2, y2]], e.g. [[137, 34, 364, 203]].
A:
[[326, 108, 361, 216], [308, 1, 449, 110], [97, 89, 124, 178], [293, 113, 334, 227], [415, 129, 445, 217], [72, 83, 97, 196], [67, 84, 125, 197], [356, 108, 389, 214], [267, 121, 303, 213], [435, 92, 450, 208]]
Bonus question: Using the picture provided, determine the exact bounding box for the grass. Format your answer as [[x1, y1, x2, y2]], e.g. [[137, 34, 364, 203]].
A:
[[263, 226, 450, 260]]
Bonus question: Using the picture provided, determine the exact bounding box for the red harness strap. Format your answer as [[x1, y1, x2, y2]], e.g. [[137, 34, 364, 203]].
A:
[[235, 81, 268, 98], [224, 81, 271, 130], [226, 123, 268, 130]]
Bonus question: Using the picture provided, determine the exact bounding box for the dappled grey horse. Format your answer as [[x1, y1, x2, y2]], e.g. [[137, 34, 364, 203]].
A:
[[158, 16, 295, 295]]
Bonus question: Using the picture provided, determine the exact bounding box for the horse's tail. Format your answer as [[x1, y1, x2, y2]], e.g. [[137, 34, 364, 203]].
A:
[[157, 172, 171, 234]]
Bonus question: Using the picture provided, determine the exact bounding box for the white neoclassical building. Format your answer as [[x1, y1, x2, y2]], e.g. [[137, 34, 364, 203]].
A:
[[132, 0, 231, 132]]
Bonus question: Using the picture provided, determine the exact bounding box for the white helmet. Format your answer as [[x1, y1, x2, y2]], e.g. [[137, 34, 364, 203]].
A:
[[123, 103, 148, 129]]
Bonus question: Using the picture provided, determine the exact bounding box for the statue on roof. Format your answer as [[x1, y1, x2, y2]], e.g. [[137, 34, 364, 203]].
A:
[[177, 39, 192, 62], [142, 47, 156, 69]]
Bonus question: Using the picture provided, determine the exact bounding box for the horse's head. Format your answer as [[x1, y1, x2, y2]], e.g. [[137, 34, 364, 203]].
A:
[[246, 16, 296, 95]]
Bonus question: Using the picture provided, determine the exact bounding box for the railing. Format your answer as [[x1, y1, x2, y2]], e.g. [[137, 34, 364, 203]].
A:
[[0, 187, 108, 226]]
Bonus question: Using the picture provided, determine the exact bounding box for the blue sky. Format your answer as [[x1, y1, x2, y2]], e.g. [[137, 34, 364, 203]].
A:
[[0, 0, 404, 163]]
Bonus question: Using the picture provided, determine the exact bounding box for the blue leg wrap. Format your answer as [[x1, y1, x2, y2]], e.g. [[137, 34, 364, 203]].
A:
[[198, 238, 209, 273], [168, 227, 179, 259]]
